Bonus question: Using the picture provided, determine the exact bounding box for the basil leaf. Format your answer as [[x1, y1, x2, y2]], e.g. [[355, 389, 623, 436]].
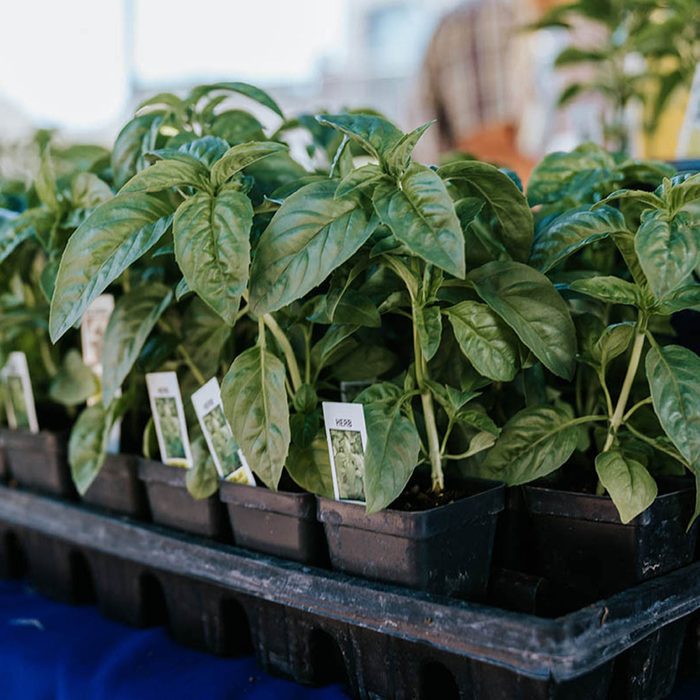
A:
[[595, 450, 657, 524], [470, 261, 576, 379], [480, 406, 581, 484], [69, 401, 122, 495], [121, 158, 211, 194], [415, 304, 443, 362], [50, 193, 173, 341], [383, 121, 433, 175], [646, 345, 700, 470], [112, 114, 161, 189], [373, 164, 465, 278], [174, 190, 252, 325], [445, 301, 519, 382], [569, 276, 641, 306], [210, 141, 287, 189], [102, 283, 172, 406], [49, 349, 99, 407], [593, 322, 635, 369], [335, 164, 384, 199], [439, 160, 534, 262], [594, 189, 665, 210], [286, 435, 335, 499], [635, 210, 698, 299], [189, 82, 284, 117], [316, 113, 403, 161], [530, 206, 626, 272], [657, 284, 700, 314], [0, 209, 50, 263], [221, 346, 290, 490], [186, 436, 220, 500], [363, 401, 420, 513], [250, 179, 376, 313], [71, 173, 113, 209]]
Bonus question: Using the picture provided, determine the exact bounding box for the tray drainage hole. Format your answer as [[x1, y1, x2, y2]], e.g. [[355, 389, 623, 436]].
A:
[[308, 629, 349, 687], [220, 598, 253, 656], [3, 531, 27, 578], [139, 573, 168, 627], [69, 550, 96, 604], [419, 661, 460, 700]]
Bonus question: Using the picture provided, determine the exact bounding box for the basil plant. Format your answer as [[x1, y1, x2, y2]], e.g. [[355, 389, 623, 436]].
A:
[[480, 167, 700, 524]]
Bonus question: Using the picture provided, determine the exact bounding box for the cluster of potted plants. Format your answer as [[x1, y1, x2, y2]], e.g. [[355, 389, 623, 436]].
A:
[[1, 81, 700, 615]]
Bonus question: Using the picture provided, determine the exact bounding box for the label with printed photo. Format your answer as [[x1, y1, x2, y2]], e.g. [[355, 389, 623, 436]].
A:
[[191, 377, 255, 485], [322, 401, 368, 502], [2, 352, 39, 433], [146, 372, 192, 467]]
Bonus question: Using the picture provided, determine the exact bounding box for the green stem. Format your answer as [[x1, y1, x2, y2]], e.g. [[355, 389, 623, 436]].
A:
[[39, 340, 58, 376], [262, 313, 303, 393], [625, 423, 689, 470], [602, 323, 646, 453], [622, 396, 653, 423], [177, 344, 205, 385]]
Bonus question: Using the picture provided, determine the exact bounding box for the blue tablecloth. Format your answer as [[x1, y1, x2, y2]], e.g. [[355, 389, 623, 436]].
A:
[[0, 579, 349, 700]]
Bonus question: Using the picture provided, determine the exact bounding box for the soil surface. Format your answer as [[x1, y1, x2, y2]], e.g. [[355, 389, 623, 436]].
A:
[[391, 483, 472, 512]]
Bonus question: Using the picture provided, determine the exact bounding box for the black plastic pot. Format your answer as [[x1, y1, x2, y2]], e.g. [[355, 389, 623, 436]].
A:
[[318, 478, 504, 597], [138, 458, 230, 540], [220, 482, 328, 565], [522, 483, 698, 609], [1, 428, 74, 498], [82, 454, 150, 519]]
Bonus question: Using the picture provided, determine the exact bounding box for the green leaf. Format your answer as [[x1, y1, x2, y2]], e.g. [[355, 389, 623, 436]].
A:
[[173, 190, 252, 325], [49, 349, 99, 406], [35, 148, 60, 212], [101, 284, 172, 405], [286, 435, 335, 499], [595, 451, 657, 524], [335, 164, 384, 199], [438, 159, 534, 262], [635, 210, 698, 299], [657, 285, 700, 314], [569, 276, 641, 306], [384, 121, 433, 174], [316, 113, 402, 161], [363, 401, 420, 513], [165, 136, 230, 168], [189, 82, 284, 117], [416, 304, 442, 361], [373, 164, 464, 278], [221, 346, 290, 490], [470, 261, 576, 379], [480, 406, 582, 484], [181, 298, 232, 378], [445, 301, 519, 381], [111, 114, 162, 190], [646, 345, 700, 470], [530, 206, 626, 272], [592, 322, 635, 368], [327, 289, 381, 327], [0, 210, 49, 263], [69, 400, 123, 495], [330, 344, 396, 381], [50, 193, 173, 341], [121, 157, 211, 194], [594, 189, 664, 210], [250, 179, 376, 313], [210, 141, 287, 189], [71, 173, 113, 209], [186, 436, 220, 500]]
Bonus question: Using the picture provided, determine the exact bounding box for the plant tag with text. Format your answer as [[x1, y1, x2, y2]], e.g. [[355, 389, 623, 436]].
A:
[[146, 372, 192, 468], [191, 378, 255, 485], [1, 352, 39, 433], [322, 401, 367, 502]]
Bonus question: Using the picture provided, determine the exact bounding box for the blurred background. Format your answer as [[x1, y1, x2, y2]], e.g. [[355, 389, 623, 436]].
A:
[[1, 0, 698, 180]]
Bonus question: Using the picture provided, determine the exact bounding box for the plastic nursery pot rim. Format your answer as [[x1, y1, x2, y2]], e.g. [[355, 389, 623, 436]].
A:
[[0, 427, 67, 454], [317, 477, 505, 539], [137, 457, 189, 487], [219, 480, 316, 519], [522, 483, 695, 526]]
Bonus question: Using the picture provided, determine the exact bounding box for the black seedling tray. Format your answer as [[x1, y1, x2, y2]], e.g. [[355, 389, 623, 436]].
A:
[[0, 485, 698, 699]]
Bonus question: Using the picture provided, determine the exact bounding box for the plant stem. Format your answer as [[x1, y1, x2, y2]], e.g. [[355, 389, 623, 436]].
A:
[[262, 313, 302, 393], [602, 324, 646, 452], [622, 396, 653, 423], [411, 302, 443, 492], [39, 340, 58, 376], [177, 344, 205, 385]]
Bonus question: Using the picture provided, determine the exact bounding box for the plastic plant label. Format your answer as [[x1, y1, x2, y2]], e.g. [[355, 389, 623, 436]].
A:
[[678, 64, 700, 157], [81, 294, 114, 377], [1, 352, 39, 433], [145, 371, 192, 468], [322, 401, 367, 502], [191, 377, 255, 485]]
